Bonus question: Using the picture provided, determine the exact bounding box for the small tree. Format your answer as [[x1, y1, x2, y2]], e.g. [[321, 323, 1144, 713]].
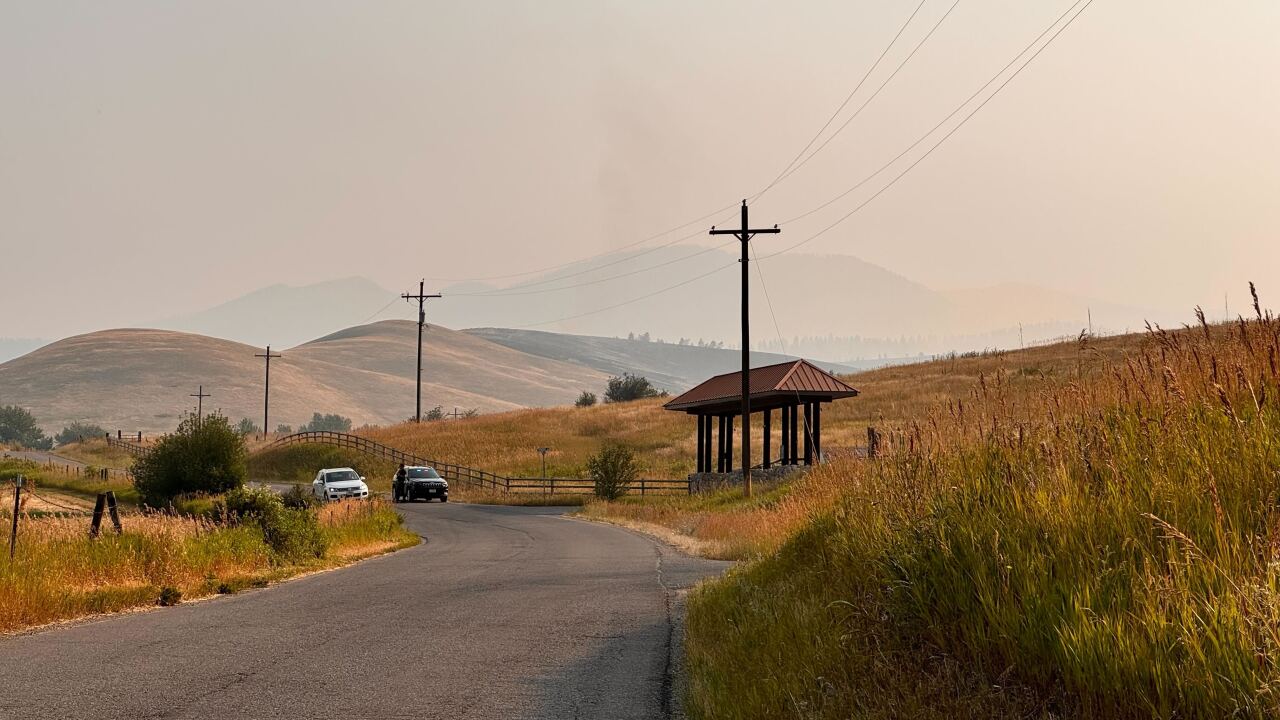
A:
[[54, 421, 107, 446], [236, 418, 261, 436], [276, 424, 293, 434], [587, 444, 639, 501], [425, 406, 445, 421], [604, 374, 660, 403], [575, 391, 597, 408], [299, 413, 352, 432], [0, 405, 52, 449], [132, 412, 247, 507]]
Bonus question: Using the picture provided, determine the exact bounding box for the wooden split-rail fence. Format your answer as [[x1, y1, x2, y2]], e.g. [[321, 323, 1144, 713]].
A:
[[266, 431, 691, 496], [106, 436, 152, 458]]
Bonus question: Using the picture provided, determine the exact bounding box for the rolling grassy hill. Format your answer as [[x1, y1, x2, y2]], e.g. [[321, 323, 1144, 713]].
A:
[[0, 321, 606, 434], [350, 329, 1144, 480], [463, 327, 863, 393]]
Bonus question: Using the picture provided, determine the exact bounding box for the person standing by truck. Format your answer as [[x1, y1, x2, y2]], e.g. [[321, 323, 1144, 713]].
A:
[[393, 463, 407, 502]]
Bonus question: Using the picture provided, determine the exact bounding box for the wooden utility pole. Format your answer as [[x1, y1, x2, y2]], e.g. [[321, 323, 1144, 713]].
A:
[[711, 200, 780, 498], [401, 281, 442, 423], [255, 345, 282, 438], [9, 475, 22, 559], [190, 385, 211, 424]]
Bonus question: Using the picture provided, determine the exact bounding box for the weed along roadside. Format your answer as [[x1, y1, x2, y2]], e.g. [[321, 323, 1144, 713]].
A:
[[0, 419, 417, 634]]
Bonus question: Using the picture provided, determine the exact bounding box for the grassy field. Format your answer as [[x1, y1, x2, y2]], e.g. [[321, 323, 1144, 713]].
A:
[[0, 465, 417, 633], [52, 437, 137, 469], [0, 458, 139, 506], [352, 334, 1140, 482], [662, 306, 1280, 718]]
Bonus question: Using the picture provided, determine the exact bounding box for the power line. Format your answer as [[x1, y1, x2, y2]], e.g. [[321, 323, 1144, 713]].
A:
[[421, 202, 738, 284], [762, 0, 1095, 259], [450, 238, 738, 298], [503, 1, 1092, 333], [777, 0, 1089, 230], [389, 4, 947, 297], [755, 0, 931, 196], [765, 0, 963, 192], [510, 262, 736, 329], [358, 295, 404, 324]]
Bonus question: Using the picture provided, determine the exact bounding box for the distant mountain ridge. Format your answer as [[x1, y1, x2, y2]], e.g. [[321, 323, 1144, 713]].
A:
[[134, 249, 1159, 358], [151, 277, 397, 348]]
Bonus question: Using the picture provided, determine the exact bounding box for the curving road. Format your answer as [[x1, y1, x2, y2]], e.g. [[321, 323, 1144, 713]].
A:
[[0, 503, 730, 719]]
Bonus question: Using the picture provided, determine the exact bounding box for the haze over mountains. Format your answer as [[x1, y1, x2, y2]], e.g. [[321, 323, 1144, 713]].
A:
[[60, 247, 1163, 365]]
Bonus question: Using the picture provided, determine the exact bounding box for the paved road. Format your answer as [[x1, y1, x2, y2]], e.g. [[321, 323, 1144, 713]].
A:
[[2, 448, 92, 468], [0, 503, 730, 719]]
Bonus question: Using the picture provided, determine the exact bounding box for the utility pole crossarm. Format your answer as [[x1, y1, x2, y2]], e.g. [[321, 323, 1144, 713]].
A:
[[254, 346, 282, 438], [402, 281, 443, 423], [709, 199, 780, 500]]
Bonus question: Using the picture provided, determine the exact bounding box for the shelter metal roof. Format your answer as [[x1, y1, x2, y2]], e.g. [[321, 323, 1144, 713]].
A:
[[663, 359, 859, 414]]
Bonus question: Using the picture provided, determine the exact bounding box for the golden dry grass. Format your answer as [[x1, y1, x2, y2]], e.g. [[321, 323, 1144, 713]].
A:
[[681, 297, 1280, 718], [0, 496, 416, 633]]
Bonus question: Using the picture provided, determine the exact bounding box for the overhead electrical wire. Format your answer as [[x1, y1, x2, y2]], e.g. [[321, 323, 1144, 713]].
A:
[[420, 202, 739, 284], [407, 1, 939, 290], [760, 0, 1095, 260], [507, 0, 1094, 329], [449, 238, 738, 298], [443, 0, 963, 303], [774, 0, 1089, 230], [762, 0, 963, 194], [510, 262, 737, 329], [754, 0, 931, 197]]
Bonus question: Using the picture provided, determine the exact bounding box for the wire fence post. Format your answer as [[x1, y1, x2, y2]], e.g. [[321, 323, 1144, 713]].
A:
[[90, 493, 107, 538], [9, 475, 23, 559]]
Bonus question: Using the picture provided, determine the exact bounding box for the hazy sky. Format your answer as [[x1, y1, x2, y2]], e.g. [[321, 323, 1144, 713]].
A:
[[3, 1, 1279, 340]]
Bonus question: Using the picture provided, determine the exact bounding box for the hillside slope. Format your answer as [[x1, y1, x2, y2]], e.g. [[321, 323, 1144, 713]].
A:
[[463, 328, 861, 392], [0, 322, 607, 434]]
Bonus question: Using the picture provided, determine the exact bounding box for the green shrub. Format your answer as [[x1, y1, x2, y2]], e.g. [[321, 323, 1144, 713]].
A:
[[54, 421, 107, 446], [282, 484, 318, 510], [603, 374, 660, 403], [299, 413, 352, 432], [575, 391, 598, 408], [132, 413, 246, 507], [587, 444, 638, 500], [0, 405, 51, 450], [222, 487, 326, 562]]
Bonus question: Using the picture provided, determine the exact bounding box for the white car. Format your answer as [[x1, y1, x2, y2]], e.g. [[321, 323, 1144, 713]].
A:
[[312, 467, 370, 501]]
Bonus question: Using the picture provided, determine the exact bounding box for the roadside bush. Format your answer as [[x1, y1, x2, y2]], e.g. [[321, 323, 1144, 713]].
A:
[[282, 484, 318, 510], [587, 444, 638, 500], [604, 374, 660, 403], [54, 421, 107, 446], [575, 391, 597, 408], [223, 486, 327, 562], [132, 413, 246, 507]]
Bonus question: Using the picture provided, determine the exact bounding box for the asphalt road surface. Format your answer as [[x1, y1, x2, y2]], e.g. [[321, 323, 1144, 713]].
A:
[[0, 502, 730, 720]]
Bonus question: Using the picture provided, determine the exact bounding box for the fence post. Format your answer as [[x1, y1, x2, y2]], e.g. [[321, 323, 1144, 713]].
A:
[[9, 475, 23, 559], [90, 493, 106, 538], [867, 427, 880, 459], [106, 491, 123, 533]]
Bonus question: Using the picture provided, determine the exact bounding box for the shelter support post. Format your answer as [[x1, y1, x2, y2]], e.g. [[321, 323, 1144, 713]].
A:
[[701, 409, 711, 471], [803, 402, 814, 466], [762, 408, 772, 469]]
